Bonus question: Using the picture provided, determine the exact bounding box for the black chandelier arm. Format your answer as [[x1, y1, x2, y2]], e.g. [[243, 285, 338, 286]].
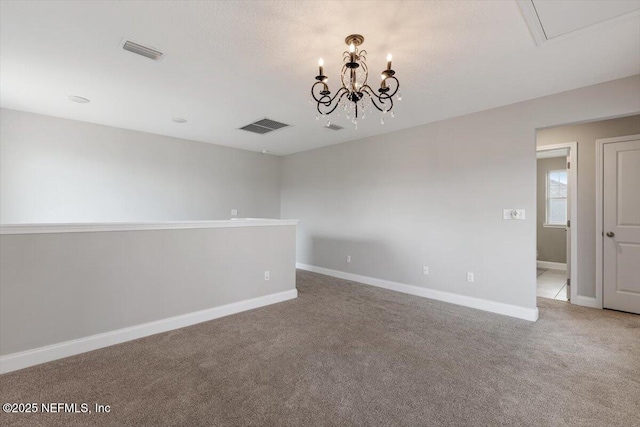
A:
[[323, 89, 349, 115], [362, 85, 395, 113], [311, 81, 329, 103], [314, 87, 349, 116], [311, 81, 348, 104], [381, 75, 400, 98]]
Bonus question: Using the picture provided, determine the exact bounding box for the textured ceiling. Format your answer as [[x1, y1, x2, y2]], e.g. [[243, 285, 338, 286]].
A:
[[1, 1, 639, 155]]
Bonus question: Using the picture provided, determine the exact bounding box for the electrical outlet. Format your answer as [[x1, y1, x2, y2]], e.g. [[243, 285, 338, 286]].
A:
[[346, 255, 351, 263], [466, 272, 474, 283], [422, 266, 429, 275], [264, 271, 270, 281], [231, 209, 238, 217]]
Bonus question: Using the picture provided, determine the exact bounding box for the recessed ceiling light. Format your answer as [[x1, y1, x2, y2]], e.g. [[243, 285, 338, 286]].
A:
[[69, 95, 90, 103], [172, 117, 187, 123]]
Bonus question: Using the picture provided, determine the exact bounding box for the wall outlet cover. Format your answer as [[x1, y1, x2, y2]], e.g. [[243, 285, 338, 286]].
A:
[[503, 209, 525, 220]]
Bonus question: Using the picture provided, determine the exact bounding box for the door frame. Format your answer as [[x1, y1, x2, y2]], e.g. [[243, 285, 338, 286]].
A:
[[536, 142, 578, 305], [595, 134, 640, 310]]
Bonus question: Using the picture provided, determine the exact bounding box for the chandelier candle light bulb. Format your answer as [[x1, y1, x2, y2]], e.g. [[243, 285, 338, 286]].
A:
[[386, 53, 392, 70], [318, 58, 324, 76]]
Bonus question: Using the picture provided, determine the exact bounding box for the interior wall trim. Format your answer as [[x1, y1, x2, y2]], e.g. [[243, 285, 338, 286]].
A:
[[572, 295, 599, 309], [0, 289, 298, 374], [536, 261, 567, 271], [0, 219, 298, 235], [296, 263, 539, 322]]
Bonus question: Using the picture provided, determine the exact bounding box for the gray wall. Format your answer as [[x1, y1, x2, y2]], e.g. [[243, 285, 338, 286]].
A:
[[0, 108, 281, 223], [281, 75, 640, 309], [536, 157, 568, 264], [537, 114, 640, 298], [0, 225, 296, 355]]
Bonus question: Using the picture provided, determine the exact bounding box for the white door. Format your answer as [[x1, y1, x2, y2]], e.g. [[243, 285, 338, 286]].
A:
[[603, 137, 640, 314]]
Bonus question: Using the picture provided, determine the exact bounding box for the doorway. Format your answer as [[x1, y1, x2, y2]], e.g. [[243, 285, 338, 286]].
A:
[[536, 143, 577, 302], [537, 115, 640, 310]]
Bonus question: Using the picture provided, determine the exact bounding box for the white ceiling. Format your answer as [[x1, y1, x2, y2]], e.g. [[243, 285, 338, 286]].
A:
[[1, 1, 639, 155]]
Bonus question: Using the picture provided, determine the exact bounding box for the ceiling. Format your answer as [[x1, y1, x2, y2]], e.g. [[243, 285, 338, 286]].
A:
[[1, 1, 639, 155]]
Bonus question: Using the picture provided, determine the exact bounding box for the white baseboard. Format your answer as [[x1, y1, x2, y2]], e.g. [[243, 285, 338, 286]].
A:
[[297, 263, 538, 322], [537, 261, 567, 271], [572, 295, 600, 309], [0, 289, 297, 374]]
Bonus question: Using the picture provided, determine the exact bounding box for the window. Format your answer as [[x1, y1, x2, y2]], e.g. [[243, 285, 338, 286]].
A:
[[546, 169, 567, 226]]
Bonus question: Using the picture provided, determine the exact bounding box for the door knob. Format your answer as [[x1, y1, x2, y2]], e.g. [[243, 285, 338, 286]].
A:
[[606, 231, 615, 237]]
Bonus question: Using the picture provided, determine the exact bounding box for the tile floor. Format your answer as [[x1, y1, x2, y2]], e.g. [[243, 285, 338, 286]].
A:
[[537, 268, 568, 301]]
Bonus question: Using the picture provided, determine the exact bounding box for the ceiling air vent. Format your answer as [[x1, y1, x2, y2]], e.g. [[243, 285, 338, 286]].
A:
[[239, 118, 290, 135], [326, 124, 343, 130], [122, 40, 164, 61]]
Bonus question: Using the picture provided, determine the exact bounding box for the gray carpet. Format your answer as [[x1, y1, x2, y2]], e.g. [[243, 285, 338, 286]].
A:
[[1, 270, 639, 426]]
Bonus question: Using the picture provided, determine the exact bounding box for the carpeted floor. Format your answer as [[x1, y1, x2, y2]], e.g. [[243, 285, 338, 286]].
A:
[[1, 270, 639, 426]]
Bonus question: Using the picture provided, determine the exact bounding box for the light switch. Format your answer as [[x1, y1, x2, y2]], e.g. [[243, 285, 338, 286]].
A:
[[503, 209, 525, 220]]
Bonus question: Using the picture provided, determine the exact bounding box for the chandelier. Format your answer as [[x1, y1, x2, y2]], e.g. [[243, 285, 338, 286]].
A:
[[311, 34, 401, 130]]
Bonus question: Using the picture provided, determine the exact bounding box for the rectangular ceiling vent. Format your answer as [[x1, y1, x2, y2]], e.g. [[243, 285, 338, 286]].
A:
[[122, 40, 164, 61], [326, 124, 343, 130], [239, 118, 290, 135]]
